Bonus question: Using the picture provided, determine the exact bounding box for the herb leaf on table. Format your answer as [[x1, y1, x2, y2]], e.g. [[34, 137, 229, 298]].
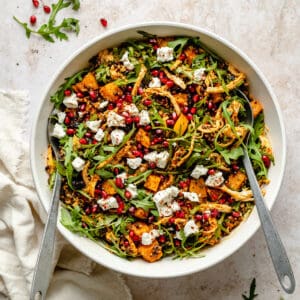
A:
[[242, 278, 258, 300]]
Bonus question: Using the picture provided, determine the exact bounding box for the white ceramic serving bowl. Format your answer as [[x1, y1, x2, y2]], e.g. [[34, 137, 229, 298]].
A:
[[31, 22, 286, 278]]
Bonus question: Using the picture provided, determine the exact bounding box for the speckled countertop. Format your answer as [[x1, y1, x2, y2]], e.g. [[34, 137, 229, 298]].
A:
[[1, 0, 299, 299]]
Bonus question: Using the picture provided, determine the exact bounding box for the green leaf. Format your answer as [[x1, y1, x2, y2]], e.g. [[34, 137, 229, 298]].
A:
[[13, 16, 33, 38], [95, 65, 110, 84], [242, 278, 258, 300], [137, 30, 157, 39], [131, 192, 156, 211], [68, 0, 81, 10], [167, 37, 189, 55], [218, 146, 244, 165]]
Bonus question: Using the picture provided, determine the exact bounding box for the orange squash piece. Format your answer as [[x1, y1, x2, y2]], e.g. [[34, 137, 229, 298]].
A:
[[250, 99, 264, 118], [135, 128, 151, 148], [99, 82, 123, 102], [189, 178, 207, 199], [138, 241, 163, 262], [226, 170, 247, 191], [102, 180, 116, 195], [173, 93, 188, 106], [73, 72, 98, 92], [173, 113, 189, 135], [144, 174, 161, 192]]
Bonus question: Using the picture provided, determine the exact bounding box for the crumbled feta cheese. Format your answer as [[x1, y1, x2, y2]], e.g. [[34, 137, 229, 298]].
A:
[[126, 184, 138, 199], [172, 142, 177, 147], [149, 229, 161, 239], [120, 51, 135, 70], [63, 93, 78, 108], [159, 206, 173, 217], [110, 129, 125, 146], [139, 110, 151, 126], [99, 100, 109, 109], [182, 192, 199, 202], [190, 164, 208, 179], [94, 128, 105, 142], [193, 68, 206, 81], [153, 186, 179, 217], [157, 47, 174, 62], [52, 123, 65, 139], [71, 157, 85, 172], [97, 196, 119, 211], [205, 171, 225, 187], [86, 120, 101, 132], [116, 172, 127, 183], [184, 220, 199, 237], [124, 104, 139, 116], [78, 112, 85, 118], [143, 151, 170, 169], [175, 231, 183, 240], [171, 201, 181, 212], [57, 111, 66, 124], [127, 157, 142, 169], [149, 77, 161, 88], [107, 111, 125, 127], [141, 232, 152, 245]]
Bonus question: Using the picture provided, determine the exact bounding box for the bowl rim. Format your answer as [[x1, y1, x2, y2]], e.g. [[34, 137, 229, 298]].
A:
[[30, 21, 286, 278]]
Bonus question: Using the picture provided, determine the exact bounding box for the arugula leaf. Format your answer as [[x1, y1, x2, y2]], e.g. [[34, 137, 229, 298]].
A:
[[131, 192, 156, 211], [13, 0, 81, 43], [167, 37, 189, 55], [95, 65, 110, 84], [242, 278, 258, 300], [218, 146, 244, 165], [137, 30, 157, 39]]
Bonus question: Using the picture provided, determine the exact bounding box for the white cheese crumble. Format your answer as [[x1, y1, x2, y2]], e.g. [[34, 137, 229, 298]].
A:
[[141, 229, 161, 246], [175, 231, 183, 240], [52, 123, 65, 139], [153, 186, 179, 217], [124, 104, 139, 116], [138, 110, 151, 126], [205, 171, 225, 187], [143, 151, 170, 169], [99, 100, 109, 109], [184, 220, 199, 237], [94, 128, 105, 142], [157, 47, 174, 62], [107, 111, 125, 127], [57, 111, 66, 124], [120, 51, 134, 71], [190, 164, 208, 179], [78, 112, 85, 118], [182, 192, 200, 202], [149, 77, 161, 88], [126, 183, 138, 199], [110, 129, 125, 146], [71, 157, 85, 172], [97, 196, 119, 211], [86, 120, 101, 132], [116, 172, 127, 183], [193, 68, 206, 81], [63, 93, 78, 108], [171, 201, 181, 212], [127, 157, 142, 169]]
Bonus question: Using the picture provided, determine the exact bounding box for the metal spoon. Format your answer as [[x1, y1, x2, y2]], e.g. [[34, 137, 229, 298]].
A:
[[30, 113, 62, 300], [237, 89, 295, 294]]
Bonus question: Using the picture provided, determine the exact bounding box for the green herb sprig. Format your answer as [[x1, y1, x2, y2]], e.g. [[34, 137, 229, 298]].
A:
[[13, 0, 81, 43], [242, 278, 258, 300]]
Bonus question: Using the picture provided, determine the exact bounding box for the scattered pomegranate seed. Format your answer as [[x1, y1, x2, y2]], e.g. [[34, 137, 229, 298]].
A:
[[101, 190, 108, 199], [211, 209, 219, 218], [175, 211, 185, 218], [144, 125, 152, 131], [79, 138, 87, 144], [159, 235, 166, 243], [166, 119, 174, 126], [190, 107, 197, 114], [148, 215, 155, 223], [160, 77, 168, 84], [92, 139, 98, 144], [125, 94, 132, 103], [137, 143, 143, 150], [66, 128, 75, 135], [89, 90, 97, 100], [232, 211, 241, 218], [125, 190, 132, 199], [162, 140, 169, 148], [115, 177, 124, 189], [128, 206, 136, 214], [208, 169, 215, 175], [91, 204, 98, 214], [100, 18, 108, 27], [79, 103, 86, 111], [108, 103, 114, 110], [82, 222, 87, 228], [166, 80, 174, 88], [124, 240, 129, 247], [153, 44, 159, 51], [124, 117, 133, 125], [64, 116, 70, 125], [203, 212, 210, 221], [129, 230, 135, 238], [182, 106, 189, 114], [207, 101, 214, 110], [262, 155, 271, 168], [187, 113, 193, 121], [149, 162, 156, 169], [84, 132, 92, 138], [133, 116, 140, 123], [127, 85, 133, 92], [151, 70, 159, 77], [195, 214, 203, 221], [132, 234, 140, 242], [30, 15, 37, 25], [188, 85, 195, 93], [43, 5, 51, 13], [218, 198, 226, 204], [172, 112, 178, 121], [169, 217, 175, 224], [32, 0, 39, 8], [116, 102, 123, 108], [137, 87, 144, 95], [179, 53, 186, 61], [143, 99, 152, 106], [76, 92, 84, 98], [85, 207, 91, 215], [64, 89, 72, 97], [227, 197, 234, 204], [232, 164, 239, 171], [132, 150, 142, 157], [193, 94, 200, 103], [174, 239, 181, 247]]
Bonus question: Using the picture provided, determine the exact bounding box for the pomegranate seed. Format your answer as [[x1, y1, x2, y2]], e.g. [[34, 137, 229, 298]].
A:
[[210, 191, 219, 201], [203, 212, 210, 221], [43, 5, 51, 13], [153, 44, 159, 51], [218, 198, 226, 204], [182, 106, 189, 114], [174, 240, 181, 247], [129, 230, 135, 238], [101, 190, 108, 199], [211, 209, 219, 218], [100, 18, 108, 27], [32, 0, 39, 8], [179, 181, 187, 189], [160, 77, 168, 84], [82, 222, 87, 228], [127, 85, 133, 92], [125, 190, 132, 199], [232, 164, 239, 171], [76, 92, 84, 98], [166, 80, 174, 88], [66, 128, 75, 135], [85, 132, 92, 138], [143, 99, 152, 106], [108, 103, 114, 110], [207, 101, 214, 110], [132, 234, 140, 242], [169, 217, 175, 224], [162, 140, 169, 148], [159, 235, 166, 243], [124, 117, 132, 125], [262, 155, 271, 168], [85, 207, 91, 215], [64, 89, 72, 97], [137, 143, 143, 150], [176, 211, 185, 218], [144, 125, 152, 131], [159, 71, 165, 79], [187, 113, 193, 121], [232, 211, 241, 218], [149, 162, 156, 169], [128, 206, 136, 214], [179, 53, 186, 61], [116, 102, 123, 108], [133, 116, 140, 123], [29, 15, 37, 25], [64, 116, 70, 125], [166, 119, 174, 126], [172, 112, 178, 121], [188, 85, 195, 93], [193, 94, 200, 103], [149, 38, 157, 44], [151, 70, 159, 76], [195, 214, 203, 221], [227, 197, 234, 204], [148, 215, 155, 223], [89, 90, 97, 100], [79, 138, 87, 145], [115, 177, 124, 189], [79, 103, 86, 111], [137, 87, 144, 95], [92, 139, 98, 144], [125, 94, 132, 103], [208, 169, 215, 175], [113, 168, 119, 175], [91, 204, 98, 214], [190, 107, 197, 114], [132, 150, 142, 157], [124, 241, 129, 247]]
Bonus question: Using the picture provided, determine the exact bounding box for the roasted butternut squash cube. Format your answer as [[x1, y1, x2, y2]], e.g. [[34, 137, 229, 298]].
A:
[[102, 180, 116, 195], [46, 145, 55, 174], [250, 99, 264, 118], [73, 72, 98, 92], [226, 170, 247, 191], [189, 178, 207, 199], [134, 208, 149, 219], [100, 82, 123, 102], [174, 113, 189, 135], [173, 93, 188, 106], [144, 174, 161, 192], [138, 240, 163, 262], [135, 128, 151, 148], [184, 46, 197, 65]]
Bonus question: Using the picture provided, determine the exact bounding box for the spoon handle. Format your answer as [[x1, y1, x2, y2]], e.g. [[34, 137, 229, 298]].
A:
[[243, 150, 295, 294], [30, 172, 62, 300]]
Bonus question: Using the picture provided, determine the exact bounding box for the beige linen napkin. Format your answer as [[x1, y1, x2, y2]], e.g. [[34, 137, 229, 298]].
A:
[[0, 90, 132, 300]]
